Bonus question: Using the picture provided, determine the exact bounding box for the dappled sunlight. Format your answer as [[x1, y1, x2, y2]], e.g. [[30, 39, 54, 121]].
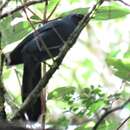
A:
[[1, 0, 130, 129]]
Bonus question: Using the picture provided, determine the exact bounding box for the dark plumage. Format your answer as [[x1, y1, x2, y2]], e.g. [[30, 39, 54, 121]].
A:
[[5, 14, 84, 121]]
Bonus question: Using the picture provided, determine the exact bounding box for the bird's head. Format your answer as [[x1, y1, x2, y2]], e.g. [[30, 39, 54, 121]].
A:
[[71, 14, 84, 25]]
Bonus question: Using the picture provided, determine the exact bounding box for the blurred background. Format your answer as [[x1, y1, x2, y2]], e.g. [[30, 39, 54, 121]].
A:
[[1, 0, 130, 130]]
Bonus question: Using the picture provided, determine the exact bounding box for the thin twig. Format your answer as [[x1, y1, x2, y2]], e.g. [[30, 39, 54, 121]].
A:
[[0, 31, 6, 119], [93, 98, 130, 130], [116, 116, 130, 130], [41, 0, 48, 127], [22, 0, 55, 61], [14, 69, 21, 88], [43, 0, 48, 22], [47, 0, 60, 20], [5, 92, 19, 113], [0, 0, 11, 13], [116, 0, 130, 7], [27, 7, 42, 20], [0, 0, 46, 19], [42, 61, 52, 68], [37, 0, 60, 24]]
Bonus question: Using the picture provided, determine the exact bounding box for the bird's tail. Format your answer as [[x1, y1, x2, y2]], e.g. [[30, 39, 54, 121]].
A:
[[22, 63, 41, 121]]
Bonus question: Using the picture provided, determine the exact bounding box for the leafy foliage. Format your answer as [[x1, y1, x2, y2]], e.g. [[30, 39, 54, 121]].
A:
[[106, 51, 130, 81], [68, 0, 80, 4], [60, 2, 130, 20], [0, 16, 32, 47], [48, 85, 109, 117], [94, 2, 130, 20], [1, 0, 130, 129], [48, 86, 75, 100]]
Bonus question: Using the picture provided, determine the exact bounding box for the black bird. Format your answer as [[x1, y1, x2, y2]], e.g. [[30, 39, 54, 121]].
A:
[[5, 13, 84, 121]]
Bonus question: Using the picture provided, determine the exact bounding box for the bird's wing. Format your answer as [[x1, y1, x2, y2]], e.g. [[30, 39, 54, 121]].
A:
[[6, 19, 65, 65], [12, 19, 63, 52]]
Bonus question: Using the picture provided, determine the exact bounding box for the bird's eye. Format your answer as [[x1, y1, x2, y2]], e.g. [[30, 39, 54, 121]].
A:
[[77, 14, 84, 19]]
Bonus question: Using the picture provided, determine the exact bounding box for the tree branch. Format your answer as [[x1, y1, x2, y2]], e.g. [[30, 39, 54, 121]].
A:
[[0, 0, 11, 13], [116, 0, 130, 7], [92, 98, 130, 130], [0, 0, 47, 19], [116, 116, 130, 130]]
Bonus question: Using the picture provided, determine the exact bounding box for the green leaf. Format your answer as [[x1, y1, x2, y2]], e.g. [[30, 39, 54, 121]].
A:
[[88, 100, 105, 115], [69, 0, 80, 4], [60, 2, 130, 20], [97, 119, 119, 130], [60, 8, 89, 17], [0, 16, 32, 47], [80, 59, 94, 80], [48, 86, 75, 100], [124, 51, 130, 58], [75, 122, 94, 130], [3, 68, 11, 80], [47, 0, 59, 12], [106, 57, 130, 81], [30, 3, 45, 18], [94, 3, 130, 20], [91, 88, 102, 95]]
